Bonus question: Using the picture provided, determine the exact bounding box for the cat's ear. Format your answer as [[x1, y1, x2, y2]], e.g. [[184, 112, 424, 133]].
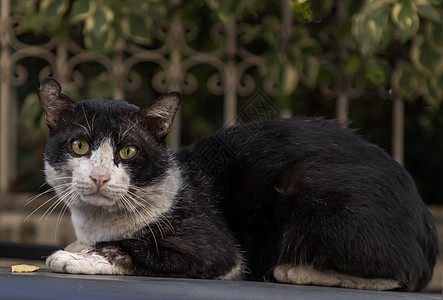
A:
[[138, 92, 182, 141], [37, 77, 78, 130]]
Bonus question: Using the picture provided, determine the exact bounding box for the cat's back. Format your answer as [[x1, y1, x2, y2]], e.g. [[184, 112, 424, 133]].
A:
[[176, 116, 417, 234], [178, 117, 395, 176], [176, 116, 437, 290]]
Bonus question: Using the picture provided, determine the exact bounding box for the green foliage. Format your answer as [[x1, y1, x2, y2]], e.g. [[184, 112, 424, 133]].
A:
[[14, 0, 169, 53], [392, 0, 420, 42], [13, 0, 443, 105], [291, 0, 314, 23], [350, 0, 442, 106], [205, 0, 442, 108], [352, 2, 391, 56], [10, 0, 443, 201]]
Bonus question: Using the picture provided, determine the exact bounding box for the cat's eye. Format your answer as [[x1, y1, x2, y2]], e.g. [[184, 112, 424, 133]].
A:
[[71, 139, 90, 156], [120, 146, 137, 160]]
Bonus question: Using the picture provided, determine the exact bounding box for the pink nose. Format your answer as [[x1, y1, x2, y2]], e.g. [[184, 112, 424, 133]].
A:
[[90, 173, 110, 190]]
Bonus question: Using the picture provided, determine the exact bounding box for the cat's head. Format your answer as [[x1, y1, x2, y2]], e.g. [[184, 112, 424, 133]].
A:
[[37, 77, 182, 214]]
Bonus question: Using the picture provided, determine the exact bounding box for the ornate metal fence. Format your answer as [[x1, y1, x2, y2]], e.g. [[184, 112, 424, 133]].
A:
[[0, 0, 405, 193]]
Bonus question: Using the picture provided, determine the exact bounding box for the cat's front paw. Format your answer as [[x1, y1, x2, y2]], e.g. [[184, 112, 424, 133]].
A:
[[46, 250, 124, 275], [64, 240, 89, 252]]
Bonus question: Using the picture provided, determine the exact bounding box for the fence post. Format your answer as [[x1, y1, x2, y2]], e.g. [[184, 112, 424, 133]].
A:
[[168, 14, 183, 151], [392, 96, 404, 165], [223, 14, 237, 127], [55, 44, 69, 84], [337, 92, 349, 125], [112, 38, 125, 100], [0, 0, 11, 193]]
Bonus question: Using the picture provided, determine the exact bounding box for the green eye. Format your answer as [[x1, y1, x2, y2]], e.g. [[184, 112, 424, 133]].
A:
[[120, 146, 137, 160], [71, 139, 90, 155]]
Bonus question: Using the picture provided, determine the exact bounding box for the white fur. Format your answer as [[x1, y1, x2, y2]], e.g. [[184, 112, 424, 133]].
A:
[[44, 138, 182, 246], [273, 264, 401, 290], [46, 250, 125, 275], [217, 259, 245, 281], [70, 139, 129, 208]]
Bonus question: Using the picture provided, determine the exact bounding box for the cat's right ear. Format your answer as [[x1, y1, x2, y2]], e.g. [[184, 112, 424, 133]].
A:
[[37, 77, 78, 131], [137, 92, 182, 142]]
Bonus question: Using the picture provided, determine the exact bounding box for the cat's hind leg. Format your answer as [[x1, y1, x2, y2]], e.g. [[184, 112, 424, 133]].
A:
[[273, 264, 401, 291]]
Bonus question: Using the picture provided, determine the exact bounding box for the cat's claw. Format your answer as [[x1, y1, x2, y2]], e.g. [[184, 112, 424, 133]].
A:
[[46, 250, 124, 275]]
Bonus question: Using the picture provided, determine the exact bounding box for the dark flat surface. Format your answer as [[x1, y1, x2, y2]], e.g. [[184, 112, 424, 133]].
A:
[[0, 242, 60, 260], [0, 267, 441, 300]]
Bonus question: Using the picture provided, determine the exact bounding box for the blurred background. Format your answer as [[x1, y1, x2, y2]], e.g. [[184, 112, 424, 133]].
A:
[[0, 0, 442, 290]]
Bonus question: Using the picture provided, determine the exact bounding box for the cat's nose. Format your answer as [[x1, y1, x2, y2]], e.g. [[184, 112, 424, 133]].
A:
[[90, 173, 110, 190]]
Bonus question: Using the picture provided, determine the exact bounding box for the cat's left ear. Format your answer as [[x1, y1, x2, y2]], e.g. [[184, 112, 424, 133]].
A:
[[138, 92, 182, 141]]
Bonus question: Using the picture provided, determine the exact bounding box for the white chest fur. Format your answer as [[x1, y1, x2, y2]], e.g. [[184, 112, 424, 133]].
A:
[[70, 206, 143, 244], [70, 165, 181, 246]]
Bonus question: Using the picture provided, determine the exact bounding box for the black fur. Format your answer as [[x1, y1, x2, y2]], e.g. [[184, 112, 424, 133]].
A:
[[176, 118, 438, 290], [38, 78, 438, 291]]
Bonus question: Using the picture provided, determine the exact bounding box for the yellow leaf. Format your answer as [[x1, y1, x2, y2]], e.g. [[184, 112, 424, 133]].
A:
[[11, 264, 40, 273]]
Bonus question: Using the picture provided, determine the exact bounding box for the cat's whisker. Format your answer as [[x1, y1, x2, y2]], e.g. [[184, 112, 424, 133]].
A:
[[118, 194, 137, 215], [118, 125, 123, 144], [125, 193, 172, 239], [148, 224, 160, 255], [117, 193, 138, 214], [91, 114, 97, 133], [44, 176, 74, 184], [35, 178, 69, 190], [123, 198, 162, 255], [126, 188, 175, 234], [153, 220, 166, 239], [24, 191, 66, 222], [49, 188, 79, 237], [39, 187, 76, 224], [33, 197, 66, 233], [55, 202, 69, 233], [38, 181, 50, 190], [25, 182, 73, 206], [73, 122, 91, 139], [118, 194, 162, 254], [125, 190, 163, 219], [25, 189, 54, 207], [134, 199, 175, 235], [80, 106, 93, 138], [126, 189, 152, 206], [126, 187, 176, 209], [159, 218, 174, 236], [25, 184, 63, 205], [143, 209, 173, 236], [40, 198, 64, 228], [124, 196, 155, 226], [133, 204, 165, 238], [54, 190, 78, 239], [41, 187, 73, 220], [115, 196, 126, 213], [119, 120, 142, 144]]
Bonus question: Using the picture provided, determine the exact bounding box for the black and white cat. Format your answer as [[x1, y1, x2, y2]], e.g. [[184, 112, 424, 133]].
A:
[[37, 77, 438, 291]]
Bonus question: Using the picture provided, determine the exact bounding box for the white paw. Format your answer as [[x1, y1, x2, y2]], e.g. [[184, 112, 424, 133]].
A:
[[64, 241, 89, 252], [274, 264, 401, 291], [46, 250, 124, 275]]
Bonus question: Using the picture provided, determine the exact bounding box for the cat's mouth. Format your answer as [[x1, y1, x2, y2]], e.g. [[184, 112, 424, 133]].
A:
[[81, 192, 116, 207]]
